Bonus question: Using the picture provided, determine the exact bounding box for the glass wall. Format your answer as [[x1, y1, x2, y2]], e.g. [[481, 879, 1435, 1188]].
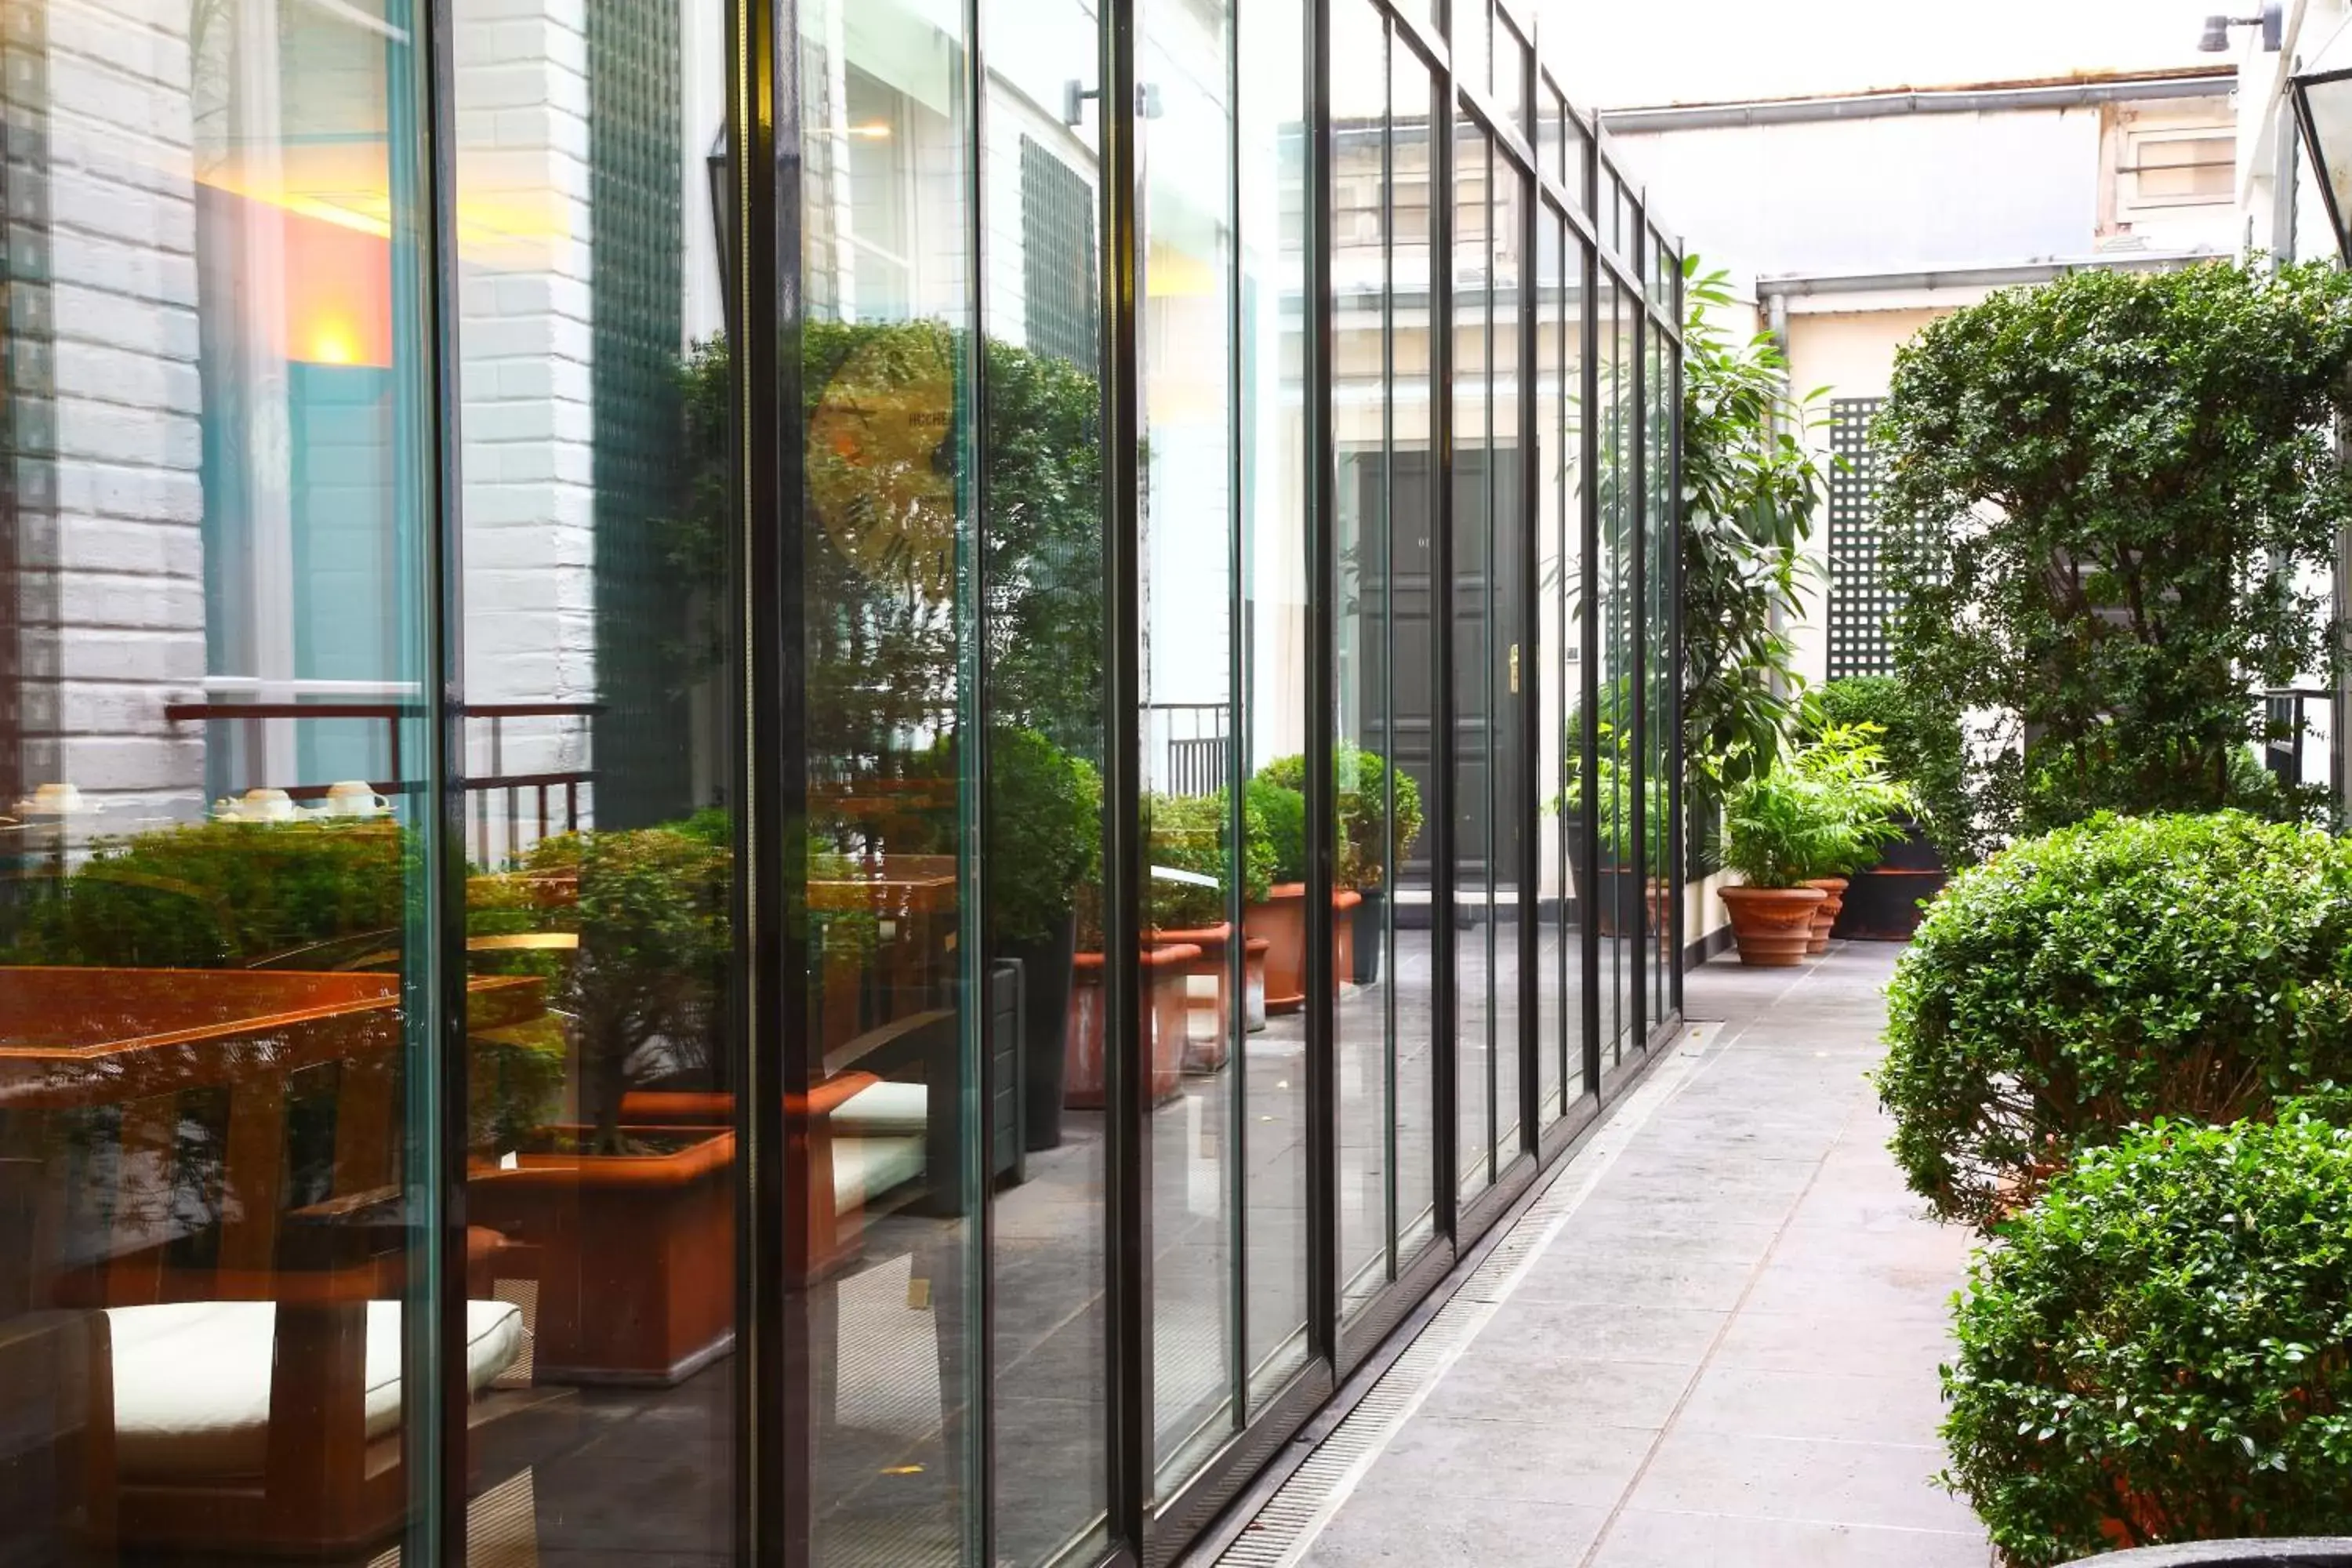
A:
[[0, 1, 1679, 1564]]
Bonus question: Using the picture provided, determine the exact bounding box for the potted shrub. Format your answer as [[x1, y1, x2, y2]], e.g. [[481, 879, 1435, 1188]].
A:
[[1062, 884, 1194, 1109], [1942, 1116, 2352, 1566], [1788, 722, 1912, 953], [1715, 767, 1839, 966], [1243, 774, 1310, 1012], [1875, 811, 2352, 1230], [1145, 789, 1271, 1070], [466, 824, 735, 1385], [1559, 751, 1671, 938], [983, 727, 1102, 1149], [1804, 677, 1972, 937], [1260, 746, 1421, 985]]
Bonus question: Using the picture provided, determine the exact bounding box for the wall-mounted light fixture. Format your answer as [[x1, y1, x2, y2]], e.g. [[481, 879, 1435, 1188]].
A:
[[2198, 3, 2283, 52]]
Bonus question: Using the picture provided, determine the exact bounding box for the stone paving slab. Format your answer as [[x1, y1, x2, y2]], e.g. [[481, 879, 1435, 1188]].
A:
[[1294, 945, 1994, 1568]]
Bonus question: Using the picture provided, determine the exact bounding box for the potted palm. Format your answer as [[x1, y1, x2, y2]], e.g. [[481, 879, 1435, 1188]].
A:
[[1789, 722, 1915, 953]]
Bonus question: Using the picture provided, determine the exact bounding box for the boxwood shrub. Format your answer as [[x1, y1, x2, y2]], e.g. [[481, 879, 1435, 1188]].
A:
[[1876, 811, 2352, 1229], [1942, 1116, 2352, 1566]]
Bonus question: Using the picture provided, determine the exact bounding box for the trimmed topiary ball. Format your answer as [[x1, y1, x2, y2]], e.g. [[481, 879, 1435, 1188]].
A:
[[1875, 811, 2352, 1229], [1942, 1116, 2352, 1566]]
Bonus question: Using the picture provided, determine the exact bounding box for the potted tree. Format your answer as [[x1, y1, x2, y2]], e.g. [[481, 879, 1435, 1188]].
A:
[[1805, 676, 1971, 938], [1062, 884, 1196, 1109], [1258, 746, 1421, 985], [467, 824, 735, 1385], [1243, 774, 1310, 1012], [1145, 789, 1271, 1070], [1716, 768, 1838, 967]]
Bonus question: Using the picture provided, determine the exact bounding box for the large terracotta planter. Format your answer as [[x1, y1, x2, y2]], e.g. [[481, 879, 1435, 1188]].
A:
[[468, 1127, 736, 1385], [1718, 884, 1828, 967], [1331, 889, 1363, 994], [1243, 936, 1270, 1032], [1245, 883, 1308, 1014], [1802, 877, 1848, 956], [1152, 921, 1233, 1072], [1062, 944, 1197, 1109]]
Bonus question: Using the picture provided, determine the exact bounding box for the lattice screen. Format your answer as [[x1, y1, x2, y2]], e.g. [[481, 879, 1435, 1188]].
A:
[[1827, 396, 1893, 680]]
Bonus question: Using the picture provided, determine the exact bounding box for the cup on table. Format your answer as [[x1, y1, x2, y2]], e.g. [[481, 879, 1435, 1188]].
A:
[[325, 780, 391, 818], [238, 787, 297, 822]]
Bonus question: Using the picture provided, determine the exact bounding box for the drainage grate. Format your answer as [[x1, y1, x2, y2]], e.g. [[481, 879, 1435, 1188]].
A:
[[1212, 1028, 1719, 1568]]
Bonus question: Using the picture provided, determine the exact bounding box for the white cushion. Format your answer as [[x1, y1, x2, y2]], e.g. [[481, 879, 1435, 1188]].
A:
[[105, 1298, 524, 1482], [832, 1135, 926, 1212], [829, 1080, 929, 1137]]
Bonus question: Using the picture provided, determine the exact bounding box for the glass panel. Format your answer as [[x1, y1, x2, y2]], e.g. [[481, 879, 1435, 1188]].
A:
[[1467, 0, 1494, 105], [1562, 238, 1594, 1105], [982, 2, 1111, 1562], [1499, 18, 1532, 141], [0, 1, 439, 1559], [1387, 55, 1441, 1265], [1566, 110, 1593, 216], [1143, 0, 1242, 1497], [1451, 115, 1494, 1200], [452, 0, 745, 1557], [1534, 210, 1566, 1128], [1537, 88, 1564, 197], [1240, 0, 1312, 1416], [1646, 317, 1675, 1032], [1333, 0, 1392, 1319], [1595, 270, 1629, 1066], [793, 2, 981, 1559], [1490, 154, 1524, 1165]]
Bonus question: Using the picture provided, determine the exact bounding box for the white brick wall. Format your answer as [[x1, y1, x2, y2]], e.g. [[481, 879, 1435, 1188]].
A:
[[25, 0, 206, 825], [454, 0, 598, 826]]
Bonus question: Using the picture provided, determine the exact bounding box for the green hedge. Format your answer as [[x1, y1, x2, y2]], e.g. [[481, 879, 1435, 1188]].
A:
[[1943, 1116, 2352, 1566], [1876, 811, 2352, 1229]]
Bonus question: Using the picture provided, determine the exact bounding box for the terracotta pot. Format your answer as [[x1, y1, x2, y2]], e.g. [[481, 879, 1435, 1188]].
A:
[[468, 1127, 737, 1385], [1718, 884, 1828, 967], [1062, 945, 1199, 1109], [1152, 921, 1234, 1072], [1243, 936, 1270, 1032], [1244, 883, 1308, 1014], [1332, 889, 1363, 995], [1802, 877, 1848, 956]]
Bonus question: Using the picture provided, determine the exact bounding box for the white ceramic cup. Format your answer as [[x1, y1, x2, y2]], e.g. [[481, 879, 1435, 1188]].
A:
[[240, 787, 296, 822], [325, 780, 390, 816], [26, 782, 84, 814]]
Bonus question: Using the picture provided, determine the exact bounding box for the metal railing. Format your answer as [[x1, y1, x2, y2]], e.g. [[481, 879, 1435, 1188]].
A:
[[1145, 702, 1231, 797], [163, 699, 600, 866]]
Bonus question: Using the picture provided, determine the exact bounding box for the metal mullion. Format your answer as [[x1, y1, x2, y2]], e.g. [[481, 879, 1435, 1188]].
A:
[[1514, 130, 1539, 1157], [1100, 0, 1152, 1550], [1666, 274, 1686, 1020], [1224, 0, 1249, 1443], [396, 0, 463, 1551], [960, 0, 995, 1555], [1479, 134, 1497, 1190], [732, 0, 804, 1552], [1455, 78, 1536, 180], [1576, 174, 1602, 1102], [1626, 278, 1649, 1054], [1386, 1, 1450, 79], [1305, 0, 1341, 1378], [1428, 53, 1459, 1254], [1377, 12, 1399, 1290]]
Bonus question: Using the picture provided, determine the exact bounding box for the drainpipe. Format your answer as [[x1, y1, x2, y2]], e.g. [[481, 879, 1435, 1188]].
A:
[[1764, 289, 1794, 704]]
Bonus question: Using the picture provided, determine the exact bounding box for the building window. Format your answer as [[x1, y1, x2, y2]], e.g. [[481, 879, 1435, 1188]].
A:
[[2122, 129, 2234, 207]]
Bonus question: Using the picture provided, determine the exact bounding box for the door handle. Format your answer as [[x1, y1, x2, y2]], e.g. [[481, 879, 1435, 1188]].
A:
[[1508, 643, 1521, 695]]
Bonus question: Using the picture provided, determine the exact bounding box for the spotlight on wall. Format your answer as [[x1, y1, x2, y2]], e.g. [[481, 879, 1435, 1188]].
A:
[[2199, 3, 2283, 52]]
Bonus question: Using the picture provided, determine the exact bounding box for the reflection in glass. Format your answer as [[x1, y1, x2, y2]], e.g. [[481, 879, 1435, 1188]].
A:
[[982, 5, 1112, 1563], [1489, 132, 1525, 1168], [1451, 115, 1494, 1200], [0, 1, 441, 1559], [1240, 0, 1313, 1416], [1534, 209, 1566, 1127], [1596, 269, 1629, 1065], [1332, 0, 1392, 1319], [1143, 0, 1243, 1497]]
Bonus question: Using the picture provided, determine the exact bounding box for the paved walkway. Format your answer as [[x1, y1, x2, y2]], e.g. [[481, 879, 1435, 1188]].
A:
[[1283, 944, 1992, 1566]]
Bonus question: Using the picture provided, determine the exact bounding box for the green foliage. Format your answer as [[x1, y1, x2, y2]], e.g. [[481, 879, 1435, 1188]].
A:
[[1942, 1116, 2352, 1565], [1247, 775, 1308, 887], [1719, 766, 1848, 889], [1788, 723, 1913, 877], [1805, 676, 1977, 866], [5, 818, 408, 968], [1144, 790, 1272, 929], [1562, 755, 1671, 869], [984, 726, 1102, 946], [1679, 261, 1830, 793], [1256, 746, 1421, 891], [1878, 260, 2352, 840], [1875, 811, 2352, 1229], [526, 826, 731, 1152]]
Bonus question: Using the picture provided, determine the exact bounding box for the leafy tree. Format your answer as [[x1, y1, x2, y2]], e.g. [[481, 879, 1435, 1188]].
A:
[[1679, 262, 1831, 795], [1878, 260, 2352, 840], [1804, 675, 1978, 866]]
